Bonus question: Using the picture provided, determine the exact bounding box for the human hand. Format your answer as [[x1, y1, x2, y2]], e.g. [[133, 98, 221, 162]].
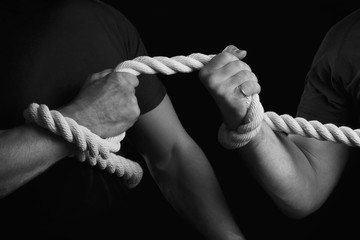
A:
[[199, 45, 261, 130], [59, 69, 140, 138]]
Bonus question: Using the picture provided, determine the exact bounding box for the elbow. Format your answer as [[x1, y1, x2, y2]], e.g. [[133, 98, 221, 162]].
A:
[[275, 193, 325, 220], [280, 203, 320, 220], [0, 184, 12, 199]]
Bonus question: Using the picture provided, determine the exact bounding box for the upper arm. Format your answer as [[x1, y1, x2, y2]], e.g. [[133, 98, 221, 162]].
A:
[[290, 134, 350, 203], [129, 94, 192, 170]]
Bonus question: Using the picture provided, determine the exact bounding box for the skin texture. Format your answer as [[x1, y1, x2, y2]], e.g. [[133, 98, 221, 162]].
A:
[[0, 70, 139, 197], [199, 45, 261, 130], [199, 45, 350, 219], [0, 63, 246, 239], [60, 69, 140, 138]]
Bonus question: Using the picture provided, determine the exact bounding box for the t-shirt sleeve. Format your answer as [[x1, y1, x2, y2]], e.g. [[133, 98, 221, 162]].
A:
[[296, 36, 348, 126], [296, 10, 360, 128], [126, 35, 167, 115], [105, 3, 167, 114]]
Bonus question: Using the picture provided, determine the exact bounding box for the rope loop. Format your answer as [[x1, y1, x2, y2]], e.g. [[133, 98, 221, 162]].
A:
[[217, 94, 264, 149], [23, 103, 143, 188]]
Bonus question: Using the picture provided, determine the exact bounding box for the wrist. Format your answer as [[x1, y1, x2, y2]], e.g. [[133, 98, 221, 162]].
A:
[[58, 103, 107, 138], [58, 103, 93, 132], [58, 103, 80, 121]]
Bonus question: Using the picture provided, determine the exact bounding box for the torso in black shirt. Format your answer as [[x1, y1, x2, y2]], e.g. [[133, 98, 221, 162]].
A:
[[293, 8, 360, 240], [0, 0, 166, 237]]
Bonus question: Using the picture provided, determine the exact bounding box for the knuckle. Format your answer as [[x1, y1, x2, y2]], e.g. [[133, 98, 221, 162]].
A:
[[111, 72, 134, 84], [199, 67, 211, 81], [233, 60, 251, 71], [132, 76, 139, 87], [232, 71, 246, 81], [127, 85, 136, 94], [240, 79, 261, 95], [129, 96, 140, 112], [134, 106, 140, 118], [230, 60, 244, 71], [199, 68, 217, 87], [108, 71, 121, 80], [131, 94, 138, 104], [221, 52, 237, 62], [88, 73, 98, 82], [256, 83, 261, 93], [121, 72, 139, 87], [237, 69, 255, 80], [242, 61, 251, 71], [245, 70, 258, 82], [241, 69, 252, 78], [251, 72, 258, 82], [216, 84, 229, 96], [130, 105, 140, 119], [206, 74, 221, 90]]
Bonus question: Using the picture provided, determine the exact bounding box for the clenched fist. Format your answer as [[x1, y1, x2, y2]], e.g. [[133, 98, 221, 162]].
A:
[[199, 45, 261, 130], [60, 69, 140, 138]]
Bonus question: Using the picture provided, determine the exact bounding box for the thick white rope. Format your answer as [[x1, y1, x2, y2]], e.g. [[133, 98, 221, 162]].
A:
[[23, 104, 143, 188], [117, 54, 360, 149], [23, 53, 215, 188], [218, 92, 360, 149], [114, 54, 216, 76], [24, 52, 360, 188]]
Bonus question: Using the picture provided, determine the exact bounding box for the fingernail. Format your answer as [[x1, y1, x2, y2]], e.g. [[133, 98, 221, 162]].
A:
[[236, 49, 246, 54]]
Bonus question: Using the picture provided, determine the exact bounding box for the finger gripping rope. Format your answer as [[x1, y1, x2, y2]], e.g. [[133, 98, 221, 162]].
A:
[[218, 94, 264, 148], [24, 51, 360, 188], [23, 53, 216, 188]]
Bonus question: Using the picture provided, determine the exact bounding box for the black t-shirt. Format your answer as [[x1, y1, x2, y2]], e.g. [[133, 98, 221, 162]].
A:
[[294, 8, 360, 240], [0, 0, 166, 237], [297, 8, 360, 128]]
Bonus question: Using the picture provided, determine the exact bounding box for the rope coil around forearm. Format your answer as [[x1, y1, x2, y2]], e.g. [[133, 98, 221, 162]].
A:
[[24, 103, 143, 188], [217, 94, 264, 149], [23, 53, 216, 188], [24, 51, 360, 188]]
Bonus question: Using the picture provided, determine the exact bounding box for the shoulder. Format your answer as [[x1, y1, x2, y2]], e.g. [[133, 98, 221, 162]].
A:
[[55, 0, 132, 27], [308, 8, 360, 77], [329, 8, 360, 35], [321, 8, 360, 55], [296, 9, 360, 126], [52, 0, 142, 56]]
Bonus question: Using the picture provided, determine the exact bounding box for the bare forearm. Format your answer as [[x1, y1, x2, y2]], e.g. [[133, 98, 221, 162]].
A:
[[152, 141, 245, 240], [236, 122, 318, 217], [0, 124, 74, 197]]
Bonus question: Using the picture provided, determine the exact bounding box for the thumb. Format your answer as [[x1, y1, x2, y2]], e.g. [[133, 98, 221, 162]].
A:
[[223, 45, 247, 60], [87, 68, 113, 82]]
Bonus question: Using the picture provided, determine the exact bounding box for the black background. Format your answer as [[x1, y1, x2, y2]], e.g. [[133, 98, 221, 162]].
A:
[[103, 2, 360, 240]]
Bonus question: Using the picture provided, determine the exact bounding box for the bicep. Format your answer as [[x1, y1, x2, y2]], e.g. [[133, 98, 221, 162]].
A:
[[130, 94, 190, 166], [290, 134, 350, 199]]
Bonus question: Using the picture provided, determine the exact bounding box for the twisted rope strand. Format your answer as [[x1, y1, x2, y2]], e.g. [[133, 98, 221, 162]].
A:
[[23, 103, 143, 188], [25, 52, 360, 187], [115, 53, 215, 75], [264, 112, 360, 147], [116, 54, 360, 149], [218, 92, 360, 149]]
